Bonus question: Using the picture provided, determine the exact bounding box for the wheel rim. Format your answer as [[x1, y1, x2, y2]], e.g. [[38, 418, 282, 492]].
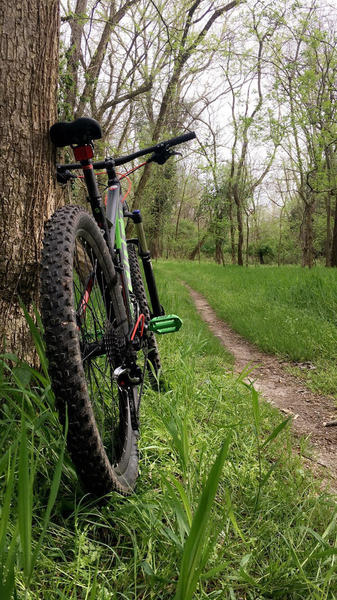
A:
[[72, 234, 126, 466]]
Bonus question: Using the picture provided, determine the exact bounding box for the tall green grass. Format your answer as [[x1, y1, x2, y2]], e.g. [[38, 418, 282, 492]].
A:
[[156, 262, 337, 397], [0, 273, 336, 598], [0, 352, 68, 599]]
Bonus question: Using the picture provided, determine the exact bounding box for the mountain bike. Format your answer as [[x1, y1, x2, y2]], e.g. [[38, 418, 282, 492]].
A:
[[40, 117, 196, 497]]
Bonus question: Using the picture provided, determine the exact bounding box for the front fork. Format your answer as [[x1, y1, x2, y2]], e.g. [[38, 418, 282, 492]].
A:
[[129, 210, 164, 318]]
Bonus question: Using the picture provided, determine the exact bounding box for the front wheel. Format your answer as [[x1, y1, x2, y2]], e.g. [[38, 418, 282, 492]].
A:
[[40, 206, 139, 496]]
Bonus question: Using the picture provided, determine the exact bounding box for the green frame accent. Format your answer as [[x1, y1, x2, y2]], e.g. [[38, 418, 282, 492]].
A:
[[115, 207, 132, 294]]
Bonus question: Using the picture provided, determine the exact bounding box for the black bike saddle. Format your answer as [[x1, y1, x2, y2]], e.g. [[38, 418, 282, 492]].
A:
[[50, 117, 102, 147]]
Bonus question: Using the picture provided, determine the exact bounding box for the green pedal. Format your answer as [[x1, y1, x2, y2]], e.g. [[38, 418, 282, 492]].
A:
[[149, 314, 183, 334]]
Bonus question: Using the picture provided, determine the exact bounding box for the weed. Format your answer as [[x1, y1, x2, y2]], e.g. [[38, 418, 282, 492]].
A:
[[0, 270, 336, 598], [157, 262, 337, 398]]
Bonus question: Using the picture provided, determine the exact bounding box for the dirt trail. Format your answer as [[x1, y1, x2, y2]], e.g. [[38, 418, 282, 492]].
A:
[[185, 284, 337, 487]]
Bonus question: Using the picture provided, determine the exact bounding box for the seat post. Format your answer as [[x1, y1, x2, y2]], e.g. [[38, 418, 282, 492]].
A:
[[73, 145, 114, 260]]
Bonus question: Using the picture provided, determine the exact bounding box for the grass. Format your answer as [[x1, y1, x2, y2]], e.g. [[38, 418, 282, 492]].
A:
[[0, 269, 336, 598], [154, 261, 337, 397]]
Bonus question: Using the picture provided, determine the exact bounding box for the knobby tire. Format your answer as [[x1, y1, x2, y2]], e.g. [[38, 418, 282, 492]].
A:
[[40, 206, 138, 496]]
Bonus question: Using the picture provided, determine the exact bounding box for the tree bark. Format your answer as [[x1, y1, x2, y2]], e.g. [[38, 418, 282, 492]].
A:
[[325, 194, 332, 267], [63, 0, 88, 118], [245, 213, 249, 267], [130, 0, 240, 216], [277, 206, 284, 267], [189, 235, 207, 261], [175, 178, 188, 240], [301, 200, 315, 268], [215, 239, 224, 265], [331, 197, 337, 267], [228, 196, 236, 264], [148, 195, 164, 259], [0, 1, 60, 358], [233, 187, 244, 266]]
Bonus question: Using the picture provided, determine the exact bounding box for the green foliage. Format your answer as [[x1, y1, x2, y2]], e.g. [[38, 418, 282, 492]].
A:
[[0, 353, 68, 598], [0, 270, 336, 597], [140, 159, 179, 255], [255, 242, 275, 264], [174, 436, 231, 600], [163, 219, 199, 258], [161, 261, 337, 397], [58, 41, 75, 120]]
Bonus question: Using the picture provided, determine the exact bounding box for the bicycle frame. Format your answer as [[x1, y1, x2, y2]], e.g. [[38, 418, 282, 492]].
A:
[[56, 128, 196, 333], [103, 177, 164, 328], [59, 147, 162, 339], [106, 182, 134, 327], [42, 120, 194, 494]]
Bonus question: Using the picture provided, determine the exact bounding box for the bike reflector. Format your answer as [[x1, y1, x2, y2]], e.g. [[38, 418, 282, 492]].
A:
[[148, 314, 182, 334], [73, 145, 94, 161]]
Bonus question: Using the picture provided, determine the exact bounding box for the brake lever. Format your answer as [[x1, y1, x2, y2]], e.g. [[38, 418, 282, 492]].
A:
[[56, 169, 78, 185], [147, 148, 182, 165]]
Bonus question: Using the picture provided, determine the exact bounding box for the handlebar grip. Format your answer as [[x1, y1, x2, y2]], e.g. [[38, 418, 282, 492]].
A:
[[164, 131, 196, 148], [114, 131, 196, 166]]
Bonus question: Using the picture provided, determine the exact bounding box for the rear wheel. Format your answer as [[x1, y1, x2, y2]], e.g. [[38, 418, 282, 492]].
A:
[[40, 206, 139, 496], [127, 242, 161, 387]]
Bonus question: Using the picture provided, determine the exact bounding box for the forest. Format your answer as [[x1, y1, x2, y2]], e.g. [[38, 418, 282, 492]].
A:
[[1, 1, 337, 599], [2, 0, 337, 352], [57, 0, 337, 268]]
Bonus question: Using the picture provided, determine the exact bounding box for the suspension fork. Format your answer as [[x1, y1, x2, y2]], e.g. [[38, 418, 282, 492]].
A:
[[129, 210, 164, 317], [104, 155, 162, 319]]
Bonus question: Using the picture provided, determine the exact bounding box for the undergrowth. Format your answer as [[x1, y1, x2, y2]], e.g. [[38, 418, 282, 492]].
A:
[[156, 262, 337, 398], [0, 270, 336, 598]]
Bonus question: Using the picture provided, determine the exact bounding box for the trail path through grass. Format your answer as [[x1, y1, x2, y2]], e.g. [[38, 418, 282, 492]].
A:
[[186, 283, 337, 489]]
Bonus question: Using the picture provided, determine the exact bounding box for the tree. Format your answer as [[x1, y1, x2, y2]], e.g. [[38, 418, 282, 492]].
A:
[[130, 0, 242, 214], [223, 1, 283, 265], [60, 0, 152, 134], [0, 2, 60, 357], [194, 122, 229, 264], [272, 2, 337, 267]]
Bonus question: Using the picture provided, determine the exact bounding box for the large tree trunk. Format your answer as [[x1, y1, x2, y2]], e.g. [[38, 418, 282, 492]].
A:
[[228, 197, 236, 264], [63, 0, 88, 118], [215, 239, 224, 265], [189, 235, 206, 260], [245, 213, 249, 267], [277, 206, 284, 267], [148, 196, 164, 259], [325, 146, 333, 267], [325, 194, 332, 267], [233, 188, 244, 266], [175, 178, 188, 240], [330, 197, 337, 267], [0, 1, 60, 358], [301, 200, 315, 268]]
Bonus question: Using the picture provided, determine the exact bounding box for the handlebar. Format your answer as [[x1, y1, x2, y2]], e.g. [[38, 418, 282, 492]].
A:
[[57, 131, 196, 171], [115, 131, 196, 166]]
